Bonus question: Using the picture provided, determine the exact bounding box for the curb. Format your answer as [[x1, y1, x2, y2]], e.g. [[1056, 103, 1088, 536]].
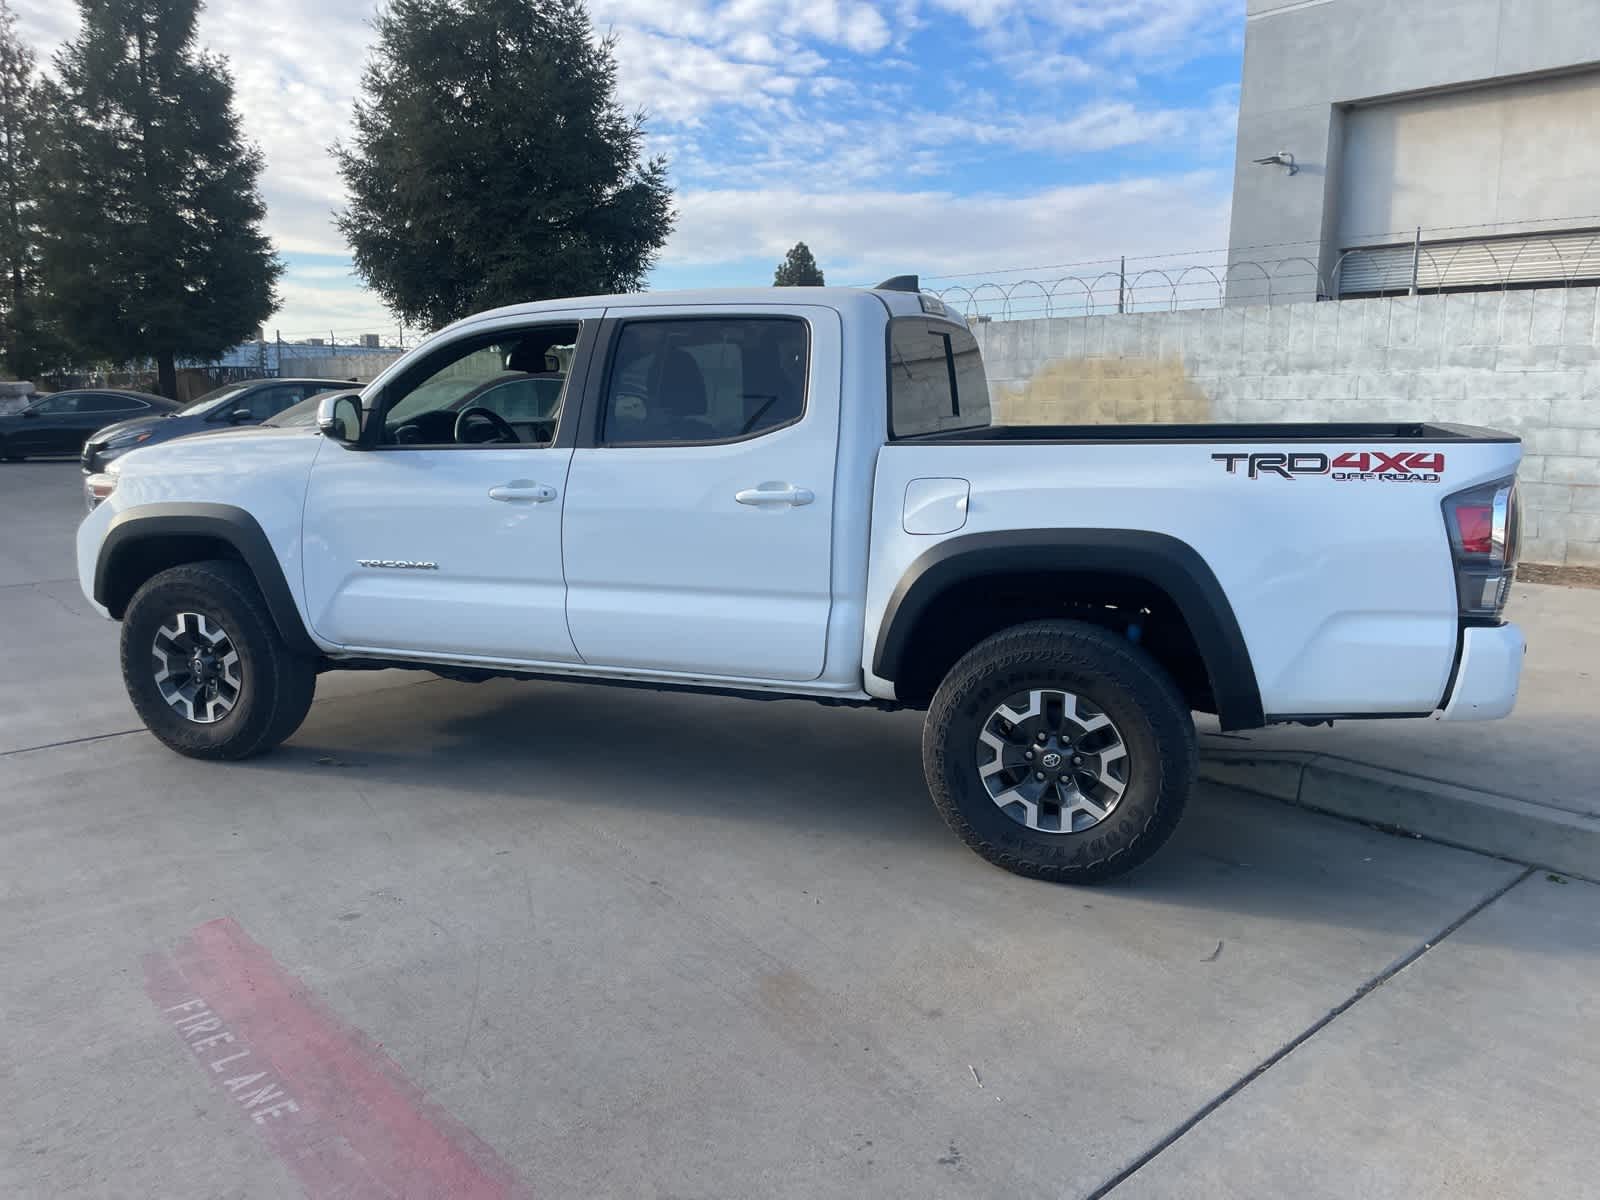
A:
[[1517, 561, 1600, 589], [1199, 748, 1600, 883]]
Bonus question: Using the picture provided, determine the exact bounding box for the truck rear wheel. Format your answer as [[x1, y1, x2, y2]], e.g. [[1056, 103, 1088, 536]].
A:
[[923, 620, 1196, 884], [121, 560, 317, 760]]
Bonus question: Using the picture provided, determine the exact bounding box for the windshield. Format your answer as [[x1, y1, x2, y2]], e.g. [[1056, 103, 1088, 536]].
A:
[[174, 383, 249, 417]]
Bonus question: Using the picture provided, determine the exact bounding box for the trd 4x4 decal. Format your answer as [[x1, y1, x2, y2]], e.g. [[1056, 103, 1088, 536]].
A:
[[1212, 451, 1444, 482]]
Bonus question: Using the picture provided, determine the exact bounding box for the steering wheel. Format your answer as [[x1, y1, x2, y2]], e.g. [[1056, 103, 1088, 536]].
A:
[[454, 406, 519, 445]]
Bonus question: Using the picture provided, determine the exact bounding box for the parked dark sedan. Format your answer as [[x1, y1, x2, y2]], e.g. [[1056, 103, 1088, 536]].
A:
[[0, 389, 177, 461], [80, 377, 352, 473]]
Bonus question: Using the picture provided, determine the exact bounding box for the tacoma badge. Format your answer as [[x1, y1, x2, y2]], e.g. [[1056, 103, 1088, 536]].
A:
[[357, 559, 439, 570]]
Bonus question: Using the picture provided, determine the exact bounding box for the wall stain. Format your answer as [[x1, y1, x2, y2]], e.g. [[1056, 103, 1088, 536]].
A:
[[999, 355, 1214, 425]]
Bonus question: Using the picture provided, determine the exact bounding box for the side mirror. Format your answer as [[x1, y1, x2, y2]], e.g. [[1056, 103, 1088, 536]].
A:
[[21, 408, 38, 419], [317, 392, 365, 445], [229, 407, 254, 424]]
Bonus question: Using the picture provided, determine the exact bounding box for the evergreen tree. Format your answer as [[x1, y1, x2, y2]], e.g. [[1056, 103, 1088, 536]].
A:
[[0, 0, 60, 379], [37, 0, 281, 397], [336, 0, 674, 331], [773, 242, 824, 287]]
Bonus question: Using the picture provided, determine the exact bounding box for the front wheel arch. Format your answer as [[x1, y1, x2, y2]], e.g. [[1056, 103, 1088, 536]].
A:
[[95, 504, 320, 657]]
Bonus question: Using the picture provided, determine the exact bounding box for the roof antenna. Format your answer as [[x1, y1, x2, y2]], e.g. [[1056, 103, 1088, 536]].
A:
[[875, 275, 920, 292]]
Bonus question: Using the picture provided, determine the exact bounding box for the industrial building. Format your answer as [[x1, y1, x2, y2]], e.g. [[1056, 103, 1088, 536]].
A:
[[1227, 0, 1600, 303]]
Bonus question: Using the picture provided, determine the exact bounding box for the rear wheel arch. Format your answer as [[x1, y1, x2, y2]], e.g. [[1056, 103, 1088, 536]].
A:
[[873, 529, 1265, 730], [95, 503, 320, 657]]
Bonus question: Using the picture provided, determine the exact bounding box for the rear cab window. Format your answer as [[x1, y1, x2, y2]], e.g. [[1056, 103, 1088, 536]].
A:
[[887, 317, 991, 439]]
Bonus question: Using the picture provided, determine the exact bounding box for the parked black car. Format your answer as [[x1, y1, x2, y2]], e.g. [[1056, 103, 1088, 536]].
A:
[[0, 390, 178, 461], [80, 377, 352, 473]]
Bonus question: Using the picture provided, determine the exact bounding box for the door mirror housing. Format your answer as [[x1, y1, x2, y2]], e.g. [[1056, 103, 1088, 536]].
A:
[[20, 408, 38, 419], [317, 391, 366, 446]]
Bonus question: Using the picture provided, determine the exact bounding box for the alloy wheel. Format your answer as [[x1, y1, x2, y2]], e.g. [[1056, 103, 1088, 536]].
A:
[[152, 612, 243, 724], [976, 688, 1129, 833]]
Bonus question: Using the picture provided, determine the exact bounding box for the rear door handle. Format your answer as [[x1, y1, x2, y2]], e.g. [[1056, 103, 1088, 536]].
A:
[[735, 484, 814, 507], [488, 481, 557, 503]]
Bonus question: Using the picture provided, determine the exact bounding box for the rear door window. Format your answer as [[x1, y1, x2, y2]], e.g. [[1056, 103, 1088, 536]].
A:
[[81, 393, 149, 413], [888, 317, 991, 439], [600, 317, 807, 446]]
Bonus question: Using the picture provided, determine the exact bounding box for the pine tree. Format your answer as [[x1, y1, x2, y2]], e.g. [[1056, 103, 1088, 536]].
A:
[[0, 0, 60, 379], [773, 242, 824, 287], [335, 0, 675, 331], [37, 0, 281, 397]]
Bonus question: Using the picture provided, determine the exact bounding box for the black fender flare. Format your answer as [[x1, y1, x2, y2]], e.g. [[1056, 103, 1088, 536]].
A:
[[94, 502, 321, 657], [872, 529, 1266, 731]]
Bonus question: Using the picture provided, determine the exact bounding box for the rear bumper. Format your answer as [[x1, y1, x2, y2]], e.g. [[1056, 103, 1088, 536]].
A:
[[1438, 623, 1525, 721]]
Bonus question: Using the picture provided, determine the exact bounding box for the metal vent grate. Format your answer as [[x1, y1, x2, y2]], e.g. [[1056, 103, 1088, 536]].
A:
[[1337, 229, 1600, 296]]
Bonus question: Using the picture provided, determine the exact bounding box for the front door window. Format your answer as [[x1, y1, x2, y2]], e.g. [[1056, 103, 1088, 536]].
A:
[[380, 327, 579, 447]]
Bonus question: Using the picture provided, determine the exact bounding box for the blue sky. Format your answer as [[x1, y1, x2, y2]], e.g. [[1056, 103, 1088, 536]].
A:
[[14, 0, 1245, 339]]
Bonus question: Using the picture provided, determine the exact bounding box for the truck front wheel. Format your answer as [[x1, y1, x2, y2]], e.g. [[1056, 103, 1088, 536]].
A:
[[923, 620, 1196, 884], [121, 560, 317, 760]]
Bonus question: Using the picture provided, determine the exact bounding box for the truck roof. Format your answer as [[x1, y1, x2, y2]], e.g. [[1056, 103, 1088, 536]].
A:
[[448, 286, 952, 333]]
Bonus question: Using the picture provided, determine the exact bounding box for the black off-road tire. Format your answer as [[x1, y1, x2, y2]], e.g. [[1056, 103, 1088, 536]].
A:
[[923, 620, 1197, 884], [121, 560, 317, 760]]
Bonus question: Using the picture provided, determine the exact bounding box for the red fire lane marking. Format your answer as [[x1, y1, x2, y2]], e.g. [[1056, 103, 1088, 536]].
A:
[[143, 917, 528, 1200]]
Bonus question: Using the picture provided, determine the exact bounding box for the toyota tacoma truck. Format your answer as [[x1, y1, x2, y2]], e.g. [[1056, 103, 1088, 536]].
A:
[[76, 280, 1526, 883]]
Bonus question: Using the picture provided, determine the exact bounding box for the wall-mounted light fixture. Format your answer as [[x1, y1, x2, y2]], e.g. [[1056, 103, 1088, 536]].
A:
[[1251, 151, 1297, 176]]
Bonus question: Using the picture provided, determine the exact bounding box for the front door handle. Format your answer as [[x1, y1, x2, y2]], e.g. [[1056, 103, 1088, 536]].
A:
[[735, 483, 815, 507], [488, 481, 557, 503]]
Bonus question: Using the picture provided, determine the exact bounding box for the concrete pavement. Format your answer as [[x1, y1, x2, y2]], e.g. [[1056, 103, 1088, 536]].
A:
[[2, 459, 1596, 1198], [1118, 871, 1600, 1199]]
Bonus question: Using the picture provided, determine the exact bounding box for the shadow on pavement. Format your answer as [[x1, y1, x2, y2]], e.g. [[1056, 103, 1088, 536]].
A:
[[238, 673, 1538, 944]]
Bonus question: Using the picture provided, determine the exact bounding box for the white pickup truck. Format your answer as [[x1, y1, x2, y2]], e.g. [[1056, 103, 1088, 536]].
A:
[[77, 281, 1526, 882]]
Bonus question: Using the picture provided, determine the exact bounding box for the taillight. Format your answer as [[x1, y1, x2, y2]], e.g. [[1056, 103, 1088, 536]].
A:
[[1443, 477, 1519, 621]]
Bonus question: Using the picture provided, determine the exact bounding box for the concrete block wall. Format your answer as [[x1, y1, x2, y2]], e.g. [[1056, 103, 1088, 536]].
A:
[[286, 352, 401, 383], [972, 287, 1600, 567]]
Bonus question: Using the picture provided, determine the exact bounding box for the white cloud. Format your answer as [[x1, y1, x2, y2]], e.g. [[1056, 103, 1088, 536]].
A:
[[1098, 0, 1240, 60], [6, 0, 72, 46], [676, 92, 1234, 198], [719, 0, 893, 54], [15, 0, 366, 259], [1001, 49, 1104, 87], [609, 29, 813, 122], [10, 0, 1243, 330], [665, 173, 1232, 282], [270, 279, 399, 342], [926, 0, 1241, 69], [591, 0, 891, 56]]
